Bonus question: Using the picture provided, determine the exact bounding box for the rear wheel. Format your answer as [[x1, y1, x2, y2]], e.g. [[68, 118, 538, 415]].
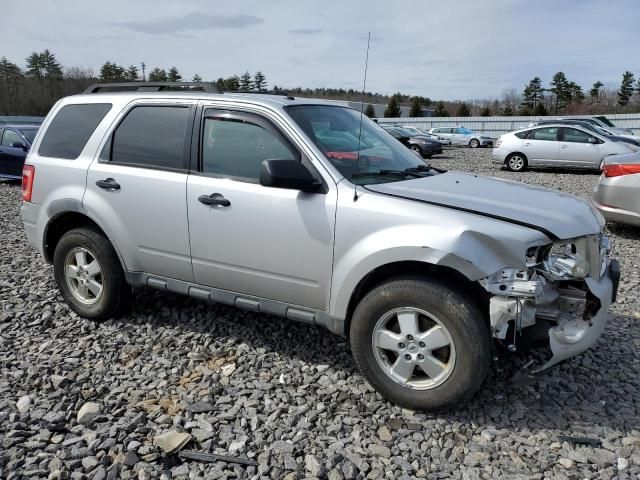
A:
[[53, 227, 131, 320], [469, 139, 480, 148], [410, 144, 423, 157], [350, 277, 491, 411], [506, 153, 527, 172]]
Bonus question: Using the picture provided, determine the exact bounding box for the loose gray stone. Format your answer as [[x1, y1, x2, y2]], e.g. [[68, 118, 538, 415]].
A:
[[77, 402, 101, 425]]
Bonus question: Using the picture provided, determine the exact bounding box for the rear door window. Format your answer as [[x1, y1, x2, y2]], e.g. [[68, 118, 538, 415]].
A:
[[561, 128, 593, 143], [38, 103, 112, 159], [529, 127, 558, 141], [108, 105, 191, 170]]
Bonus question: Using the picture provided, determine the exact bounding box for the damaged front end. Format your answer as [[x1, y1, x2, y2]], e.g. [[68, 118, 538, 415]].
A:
[[480, 232, 619, 371]]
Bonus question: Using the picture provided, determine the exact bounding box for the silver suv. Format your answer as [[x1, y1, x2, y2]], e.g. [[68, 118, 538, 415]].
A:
[[21, 83, 620, 410]]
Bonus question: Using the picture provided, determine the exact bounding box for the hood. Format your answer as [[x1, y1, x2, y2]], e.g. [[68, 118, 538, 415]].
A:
[[366, 172, 604, 240]]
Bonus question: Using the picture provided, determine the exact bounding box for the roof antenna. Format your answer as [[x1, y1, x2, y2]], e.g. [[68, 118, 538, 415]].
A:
[[354, 32, 371, 202]]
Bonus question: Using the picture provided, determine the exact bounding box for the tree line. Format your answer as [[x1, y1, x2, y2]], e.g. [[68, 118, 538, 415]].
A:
[[1, 50, 639, 118]]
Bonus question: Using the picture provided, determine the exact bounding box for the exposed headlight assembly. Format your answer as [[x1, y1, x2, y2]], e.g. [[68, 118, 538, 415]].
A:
[[541, 242, 590, 280]]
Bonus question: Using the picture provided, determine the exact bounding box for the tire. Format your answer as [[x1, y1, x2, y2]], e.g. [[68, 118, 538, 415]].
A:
[[469, 139, 480, 148], [53, 227, 131, 320], [350, 277, 491, 411], [505, 153, 527, 172], [410, 144, 423, 157]]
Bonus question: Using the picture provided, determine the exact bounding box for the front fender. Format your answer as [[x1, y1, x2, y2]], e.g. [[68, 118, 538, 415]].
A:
[[329, 224, 545, 320]]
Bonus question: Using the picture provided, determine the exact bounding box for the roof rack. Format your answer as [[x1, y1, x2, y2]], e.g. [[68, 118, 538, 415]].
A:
[[83, 82, 220, 94]]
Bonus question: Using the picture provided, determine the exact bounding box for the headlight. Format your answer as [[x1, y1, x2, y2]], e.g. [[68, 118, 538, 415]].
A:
[[542, 242, 590, 279]]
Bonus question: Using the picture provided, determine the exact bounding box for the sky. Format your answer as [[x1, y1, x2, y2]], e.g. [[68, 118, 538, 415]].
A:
[[3, 0, 640, 100]]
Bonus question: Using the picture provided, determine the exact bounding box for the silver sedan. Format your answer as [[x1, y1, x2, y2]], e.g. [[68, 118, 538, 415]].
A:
[[592, 152, 640, 226]]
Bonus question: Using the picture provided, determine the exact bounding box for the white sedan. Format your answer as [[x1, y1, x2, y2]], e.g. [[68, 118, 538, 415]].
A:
[[492, 124, 634, 171]]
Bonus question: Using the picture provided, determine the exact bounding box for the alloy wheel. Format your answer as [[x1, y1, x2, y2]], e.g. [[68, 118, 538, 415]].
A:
[[508, 155, 525, 171], [64, 247, 103, 305], [372, 307, 456, 390]]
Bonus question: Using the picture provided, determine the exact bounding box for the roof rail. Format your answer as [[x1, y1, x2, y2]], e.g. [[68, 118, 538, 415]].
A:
[[83, 82, 220, 94]]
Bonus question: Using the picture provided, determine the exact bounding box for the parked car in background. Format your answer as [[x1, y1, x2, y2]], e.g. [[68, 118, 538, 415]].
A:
[[557, 117, 635, 137], [592, 152, 640, 226], [381, 125, 443, 158], [493, 124, 633, 171], [429, 126, 493, 148], [530, 119, 640, 150], [400, 125, 452, 145], [22, 83, 619, 410], [0, 125, 39, 179]]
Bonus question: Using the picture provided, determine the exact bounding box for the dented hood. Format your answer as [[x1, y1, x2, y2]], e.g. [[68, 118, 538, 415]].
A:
[[366, 172, 604, 240]]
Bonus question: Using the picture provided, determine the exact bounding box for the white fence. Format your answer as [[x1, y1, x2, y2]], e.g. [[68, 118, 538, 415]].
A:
[[376, 113, 640, 137]]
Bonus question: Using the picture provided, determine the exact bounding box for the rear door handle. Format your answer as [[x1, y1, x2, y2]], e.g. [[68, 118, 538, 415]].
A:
[[523, 142, 531, 146], [560, 145, 569, 149], [95, 178, 121, 190], [198, 193, 230, 207]]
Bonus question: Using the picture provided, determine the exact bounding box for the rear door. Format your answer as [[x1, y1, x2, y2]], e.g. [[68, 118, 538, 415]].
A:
[[522, 127, 559, 166], [557, 127, 601, 168], [84, 101, 195, 281], [186, 106, 337, 310], [0, 128, 28, 177]]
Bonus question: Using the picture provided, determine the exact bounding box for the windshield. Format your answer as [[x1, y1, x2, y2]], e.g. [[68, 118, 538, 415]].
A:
[[17, 127, 39, 144], [592, 125, 611, 136], [286, 105, 427, 185]]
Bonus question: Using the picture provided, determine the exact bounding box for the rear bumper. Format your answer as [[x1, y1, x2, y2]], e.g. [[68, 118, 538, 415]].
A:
[[491, 147, 508, 164], [591, 199, 640, 227], [20, 201, 43, 254]]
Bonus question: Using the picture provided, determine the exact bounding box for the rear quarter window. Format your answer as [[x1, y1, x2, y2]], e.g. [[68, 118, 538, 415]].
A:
[[38, 103, 112, 159], [514, 131, 530, 139]]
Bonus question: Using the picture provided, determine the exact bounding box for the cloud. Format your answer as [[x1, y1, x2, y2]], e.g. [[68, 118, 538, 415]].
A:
[[116, 13, 264, 34], [289, 28, 323, 35]]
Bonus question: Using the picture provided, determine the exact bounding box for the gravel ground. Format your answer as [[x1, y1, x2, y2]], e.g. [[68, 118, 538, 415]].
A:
[[1, 148, 639, 480]]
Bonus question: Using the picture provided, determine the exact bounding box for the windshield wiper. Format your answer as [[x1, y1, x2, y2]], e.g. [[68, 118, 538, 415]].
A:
[[405, 164, 447, 174], [351, 169, 423, 179]]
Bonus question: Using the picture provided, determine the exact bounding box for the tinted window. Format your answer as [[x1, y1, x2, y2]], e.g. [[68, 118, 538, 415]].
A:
[[562, 128, 593, 143], [529, 127, 557, 141], [38, 103, 111, 159], [1, 129, 22, 147], [202, 117, 295, 180], [111, 106, 190, 170]]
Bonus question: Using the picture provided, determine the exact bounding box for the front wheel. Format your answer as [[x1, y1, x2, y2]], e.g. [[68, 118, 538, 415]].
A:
[[349, 277, 491, 411], [505, 153, 527, 172], [410, 144, 423, 157], [469, 139, 480, 148]]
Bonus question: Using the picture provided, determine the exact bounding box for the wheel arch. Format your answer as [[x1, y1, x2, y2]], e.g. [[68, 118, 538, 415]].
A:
[[505, 151, 528, 164], [43, 207, 126, 270], [342, 260, 490, 338]]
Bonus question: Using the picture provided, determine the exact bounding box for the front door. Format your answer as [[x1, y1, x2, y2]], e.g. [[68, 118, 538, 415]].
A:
[[187, 107, 336, 310], [0, 128, 28, 177], [522, 126, 559, 166], [84, 102, 195, 281], [558, 127, 602, 168]]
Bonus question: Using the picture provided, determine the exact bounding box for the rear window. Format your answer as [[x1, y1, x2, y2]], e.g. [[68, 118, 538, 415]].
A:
[[38, 103, 112, 159]]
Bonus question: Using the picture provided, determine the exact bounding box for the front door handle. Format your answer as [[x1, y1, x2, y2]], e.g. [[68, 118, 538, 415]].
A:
[[198, 193, 231, 207], [560, 145, 569, 149], [523, 142, 531, 146], [96, 178, 120, 190]]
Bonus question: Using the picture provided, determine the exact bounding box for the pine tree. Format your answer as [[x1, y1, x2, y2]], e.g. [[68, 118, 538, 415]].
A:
[[192, 74, 202, 82], [253, 71, 267, 92], [409, 97, 422, 117], [383, 95, 401, 118], [125, 65, 139, 81], [224, 75, 240, 91], [99, 62, 126, 82], [168, 67, 181, 82], [26, 52, 44, 79], [0, 57, 22, 81], [618, 71, 635, 106], [364, 103, 376, 118], [567, 81, 584, 102], [239, 71, 253, 91], [148, 68, 167, 82], [434, 101, 448, 117], [456, 102, 470, 117], [589, 81, 604, 103], [549, 72, 570, 113], [480, 106, 491, 117], [521, 77, 544, 110]]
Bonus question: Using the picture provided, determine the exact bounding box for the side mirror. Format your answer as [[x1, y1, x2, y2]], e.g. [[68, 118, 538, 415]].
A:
[[11, 141, 28, 151], [260, 159, 321, 193], [588, 137, 598, 144]]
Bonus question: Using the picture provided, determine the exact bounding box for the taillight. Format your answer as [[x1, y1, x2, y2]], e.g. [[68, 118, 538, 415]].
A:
[[22, 165, 35, 202], [495, 136, 502, 147], [602, 163, 640, 178]]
